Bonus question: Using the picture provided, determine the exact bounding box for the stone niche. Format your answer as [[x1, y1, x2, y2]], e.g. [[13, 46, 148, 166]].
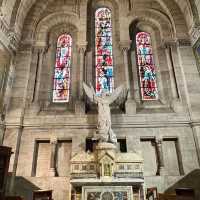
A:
[[70, 142, 144, 200]]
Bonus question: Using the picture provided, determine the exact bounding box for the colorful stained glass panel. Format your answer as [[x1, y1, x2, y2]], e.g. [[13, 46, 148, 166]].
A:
[[136, 32, 158, 100], [95, 8, 114, 95], [53, 34, 72, 102]]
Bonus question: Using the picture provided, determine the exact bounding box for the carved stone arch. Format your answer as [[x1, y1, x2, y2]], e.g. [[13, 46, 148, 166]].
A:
[[87, 0, 120, 49], [14, 0, 71, 37], [86, 0, 120, 93], [34, 21, 79, 108], [128, 17, 172, 105], [87, 0, 119, 7], [154, 0, 188, 39], [174, 0, 200, 28], [187, 0, 200, 26], [9, 0, 22, 27], [35, 12, 80, 46], [48, 24, 78, 44], [127, 11, 174, 43]]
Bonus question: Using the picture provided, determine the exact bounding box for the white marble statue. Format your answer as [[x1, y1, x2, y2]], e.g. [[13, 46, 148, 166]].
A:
[[83, 82, 124, 144]]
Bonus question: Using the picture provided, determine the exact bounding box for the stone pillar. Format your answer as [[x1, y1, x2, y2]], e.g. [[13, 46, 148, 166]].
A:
[[75, 43, 87, 114], [78, 44, 87, 99], [33, 46, 46, 103], [49, 138, 57, 177], [120, 41, 136, 114], [164, 43, 179, 99], [164, 40, 183, 113], [3, 58, 15, 111], [0, 121, 5, 145], [155, 139, 165, 175]]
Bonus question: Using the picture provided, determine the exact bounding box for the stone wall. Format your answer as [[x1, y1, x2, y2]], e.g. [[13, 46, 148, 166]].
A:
[[0, 0, 200, 199]]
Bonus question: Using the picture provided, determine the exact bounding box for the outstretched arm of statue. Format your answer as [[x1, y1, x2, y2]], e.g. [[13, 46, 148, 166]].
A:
[[108, 84, 125, 104], [83, 82, 97, 104]]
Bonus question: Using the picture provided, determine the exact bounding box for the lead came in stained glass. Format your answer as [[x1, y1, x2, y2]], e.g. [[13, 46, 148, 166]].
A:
[[53, 34, 72, 102], [95, 8, 114, 95], [136, 32, 158, 100]]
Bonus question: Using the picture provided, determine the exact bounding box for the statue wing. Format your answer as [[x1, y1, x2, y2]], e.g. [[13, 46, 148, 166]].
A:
[[109, 85, 125, 104], [83, 82, 97, 103]]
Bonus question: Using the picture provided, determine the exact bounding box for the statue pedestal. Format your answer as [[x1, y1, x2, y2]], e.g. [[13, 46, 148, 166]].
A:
[[96, 142, 117, 161]]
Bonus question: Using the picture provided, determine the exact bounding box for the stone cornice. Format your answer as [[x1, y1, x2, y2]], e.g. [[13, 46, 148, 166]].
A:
[[161, 38, 191, 48]]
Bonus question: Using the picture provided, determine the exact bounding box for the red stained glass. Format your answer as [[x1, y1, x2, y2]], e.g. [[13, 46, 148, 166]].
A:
[[53, 34, 72, 102], [95, 8, 114, 95], [136, 32, 158, 100]]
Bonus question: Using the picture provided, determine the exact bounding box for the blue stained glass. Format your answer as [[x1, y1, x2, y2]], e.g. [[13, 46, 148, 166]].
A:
[[53, 34, 72, 102], [95, 8, 114, 95], [136, 32, 158, 100]]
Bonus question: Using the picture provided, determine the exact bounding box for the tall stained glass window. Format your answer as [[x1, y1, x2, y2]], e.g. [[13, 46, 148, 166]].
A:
[[53, 34, 72, 102], [95, 8, 114, 95], [136, 32, 158, 100]]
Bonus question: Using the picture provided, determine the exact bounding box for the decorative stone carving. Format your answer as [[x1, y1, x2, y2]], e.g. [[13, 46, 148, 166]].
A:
[[82, 186, 134, 200], [190, 25, 200, 45], [0, 17, 19, 52]]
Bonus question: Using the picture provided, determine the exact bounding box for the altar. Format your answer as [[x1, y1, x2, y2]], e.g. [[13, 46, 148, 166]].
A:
[[70, 84, 145, 200], [70, 142, 144, 200]]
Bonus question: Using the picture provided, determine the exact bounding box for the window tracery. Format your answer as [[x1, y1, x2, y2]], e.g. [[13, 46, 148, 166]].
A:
[[53, 34, 72, 102], [95, 8, 114, 95], [136, 32, 158, 100]]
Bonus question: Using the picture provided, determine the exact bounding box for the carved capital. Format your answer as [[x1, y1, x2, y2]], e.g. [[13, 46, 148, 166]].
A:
[[50, 133, 57, 145], [33, 45, 47, 54], [119, 40, 131, 52], [156, 139, 162, 146], [177, 38, 191, 47], [161, 39, 177, 49], [78, 46, 87, 54], [0, 18, 20, 52], [8, 31, 20, 51], [50, 138, 57, 145], [77, 42, 88, 53]]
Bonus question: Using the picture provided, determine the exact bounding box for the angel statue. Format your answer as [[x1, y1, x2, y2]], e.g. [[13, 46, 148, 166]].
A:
[[83, 82, 125, 144]]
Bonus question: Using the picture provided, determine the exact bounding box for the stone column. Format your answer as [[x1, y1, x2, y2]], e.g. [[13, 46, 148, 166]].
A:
[[79, 45, 87, 99], [3, 58, 15, 112], [0, 120, 5, 145], [164, 42, 179, 99], [75, 43, 87, 114], [155, 139, 165, 175], [120, 41, 136, 114], [49, 138, 57, 177], [163, 40, 183, 113], [33, 46, 46, 103]]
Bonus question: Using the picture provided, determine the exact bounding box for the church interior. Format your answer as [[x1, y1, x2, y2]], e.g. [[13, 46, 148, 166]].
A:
[[0, 0, 200, 199]]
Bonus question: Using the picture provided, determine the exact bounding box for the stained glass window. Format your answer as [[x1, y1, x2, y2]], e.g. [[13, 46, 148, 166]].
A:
[[53, 34, 72, 102], [136, 32, 158, 100], [95, 8, 114, 95]]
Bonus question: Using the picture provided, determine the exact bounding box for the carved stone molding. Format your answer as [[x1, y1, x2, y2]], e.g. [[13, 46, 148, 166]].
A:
[[161, 39, 177, 49], [177, 38, 191, 47], [8, 31, 20, 51], [0, 17, 20, 52], [190, 25, 200, 46], [162, 38, 191, 48], [119, 41, 131, 52], [77, 42, 88, 53]]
